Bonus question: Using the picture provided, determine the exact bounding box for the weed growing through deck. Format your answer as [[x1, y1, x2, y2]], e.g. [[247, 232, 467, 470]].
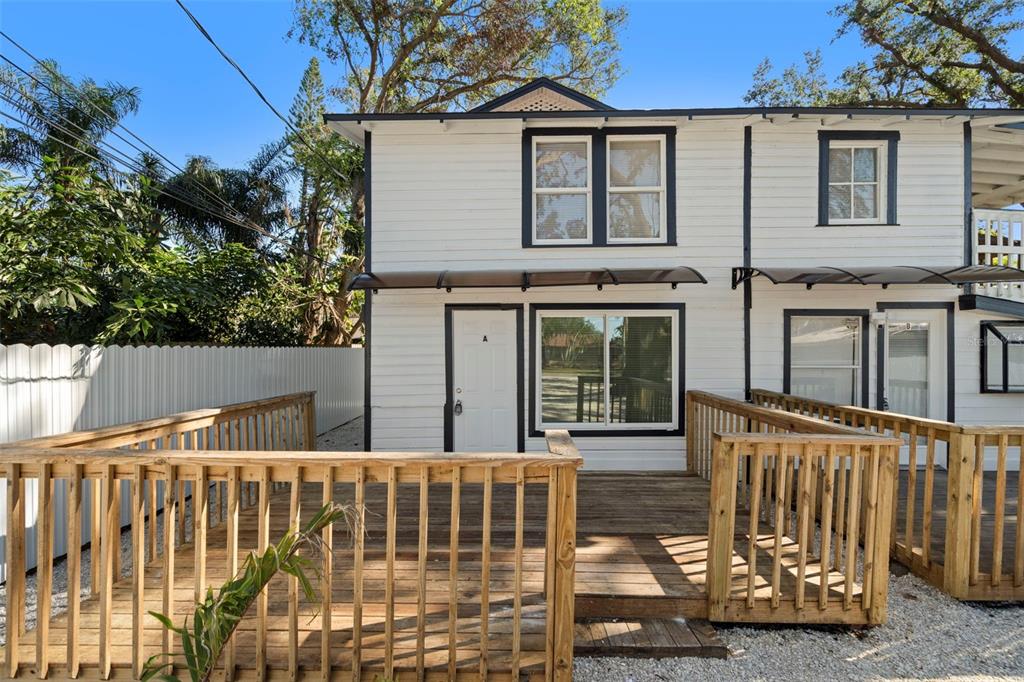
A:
[[142, 501, 357, 682]]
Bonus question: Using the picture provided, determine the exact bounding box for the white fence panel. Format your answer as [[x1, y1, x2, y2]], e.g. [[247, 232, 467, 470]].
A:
[[0, 343, 364, 581]]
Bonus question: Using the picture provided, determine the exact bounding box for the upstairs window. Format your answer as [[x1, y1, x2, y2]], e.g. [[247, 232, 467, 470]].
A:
[[981, 321, 1024, 393], [818, 131, 898, 226], [523, 128, 676, 247], [533, 137, 591, 244], [608, 136, 667, 242], [828, 143, 884, 223]]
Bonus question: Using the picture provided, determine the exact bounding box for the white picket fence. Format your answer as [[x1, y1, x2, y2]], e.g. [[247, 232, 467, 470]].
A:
[[0, 343, 364, 580]]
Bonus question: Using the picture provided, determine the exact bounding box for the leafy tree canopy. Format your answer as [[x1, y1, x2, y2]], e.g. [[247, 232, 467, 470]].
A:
[[746, 0, 1024, 107], [289, 0, 627, 113]]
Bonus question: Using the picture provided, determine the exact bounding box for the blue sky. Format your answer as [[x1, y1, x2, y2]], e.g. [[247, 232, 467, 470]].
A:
[[2, 1, 876, 169]]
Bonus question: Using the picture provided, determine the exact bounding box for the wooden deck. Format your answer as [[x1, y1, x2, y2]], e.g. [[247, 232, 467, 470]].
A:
[[10, 471, 873, 678]]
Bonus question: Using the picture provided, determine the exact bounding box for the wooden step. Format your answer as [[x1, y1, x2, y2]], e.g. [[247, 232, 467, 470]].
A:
[[574, 617, 728, 659]]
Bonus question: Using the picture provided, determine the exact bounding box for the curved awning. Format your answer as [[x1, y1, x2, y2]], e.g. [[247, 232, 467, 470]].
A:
[[348, 266, 707, 292], [732, 265, 1024, 289]]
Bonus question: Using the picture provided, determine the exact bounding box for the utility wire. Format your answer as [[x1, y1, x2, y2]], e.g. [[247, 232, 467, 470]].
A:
[[0, 33, 275, 238], [0, 44, 341, 268], [173, 0, 352, 185], [0, 101, 328, 263]]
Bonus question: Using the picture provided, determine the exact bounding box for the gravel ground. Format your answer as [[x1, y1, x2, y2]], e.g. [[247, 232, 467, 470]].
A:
[[576, 571, 1024, 680], [6, 418, 1023, 680]]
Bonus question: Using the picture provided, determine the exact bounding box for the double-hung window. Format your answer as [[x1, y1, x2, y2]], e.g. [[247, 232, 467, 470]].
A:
[[785, 311, 868, 405], [524, 128, 676, 246], [533, 306, 682, 433], [827, 142, 885, 223], [532, 137, 592, 244], [607, 135, 667, 242], [818, 131, 898, 226]]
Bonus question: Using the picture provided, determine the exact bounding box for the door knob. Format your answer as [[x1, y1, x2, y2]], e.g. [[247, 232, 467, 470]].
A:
[[454, 400, 463, 416]]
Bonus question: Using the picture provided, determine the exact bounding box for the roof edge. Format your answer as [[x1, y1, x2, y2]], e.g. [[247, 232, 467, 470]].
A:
[[325, 106, 1024, 123]]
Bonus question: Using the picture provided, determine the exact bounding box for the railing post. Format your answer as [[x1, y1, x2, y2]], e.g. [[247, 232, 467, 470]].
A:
[[706, 436, 738, 621], [944, 432, 976, 598], [551, 462, 577, 682], [685, 392, 696, 474], [304, 394, 317, 450], [869, 444, 897, 624], [6, 464, 24, 678]]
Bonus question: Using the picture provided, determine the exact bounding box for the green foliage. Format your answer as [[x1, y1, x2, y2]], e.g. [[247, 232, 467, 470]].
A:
[[142, 502, 356, 682], [746, 0, 1024, 107], [0, 59, 140, 172], [289, 0, 627, 113]]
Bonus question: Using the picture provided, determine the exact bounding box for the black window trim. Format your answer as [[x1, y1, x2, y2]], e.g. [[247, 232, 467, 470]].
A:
[[783, 308, 871, 407], [980, 319, 1024, 394], [522, 127, 677, 248], [817, 130, 899, 227], [528, 302, 685, 438]]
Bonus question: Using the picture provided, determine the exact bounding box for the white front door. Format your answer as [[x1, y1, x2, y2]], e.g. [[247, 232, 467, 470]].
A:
[[452, 309, 518, 452], [881, 309, 947, 420]]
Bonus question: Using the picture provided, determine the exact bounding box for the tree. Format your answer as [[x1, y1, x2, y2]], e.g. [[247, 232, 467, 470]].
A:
[[288, 0, 627, 113], [158, 141, 293, 251], [287, 57, 364, 345], [0, 60, 140, 172], [746, 0, 1024, 108]]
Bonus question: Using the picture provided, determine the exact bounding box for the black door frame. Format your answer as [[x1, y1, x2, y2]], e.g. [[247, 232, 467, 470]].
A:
[[444, 304, 526, 453]]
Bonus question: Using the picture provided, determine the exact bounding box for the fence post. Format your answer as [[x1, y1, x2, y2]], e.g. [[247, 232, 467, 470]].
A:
[[706, 436, 738, 621], [869, 444, 897, 624], [685, 392, 696, 474], [944, 432, 975, 599]]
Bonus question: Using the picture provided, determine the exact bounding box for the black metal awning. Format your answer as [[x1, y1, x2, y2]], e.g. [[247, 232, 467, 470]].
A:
[[347, 266, 707, 292], [731, 265, 1024, 290]]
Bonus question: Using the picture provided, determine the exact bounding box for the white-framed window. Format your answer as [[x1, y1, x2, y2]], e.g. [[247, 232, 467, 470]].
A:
[[532, 136, 592, 244], [787, 314, 863, 405], [827, 141, 886, 224], [536, 309, 678, 430], [607, 134, 667, 243]]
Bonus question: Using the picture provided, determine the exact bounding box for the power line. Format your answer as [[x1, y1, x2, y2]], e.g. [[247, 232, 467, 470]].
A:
[[0, 48, 340, 268], [173, 0, 352, 185], [0, 33, 274, 238], [0, 104, 287, 245], [0, 99, 328, 264]]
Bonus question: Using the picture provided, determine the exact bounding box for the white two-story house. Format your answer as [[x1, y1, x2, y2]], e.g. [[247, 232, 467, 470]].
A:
[[327, 78, 1024, 470]]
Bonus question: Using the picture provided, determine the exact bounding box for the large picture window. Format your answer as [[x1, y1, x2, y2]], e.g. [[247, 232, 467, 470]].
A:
[[785, 311, 868, 405], [532, 306, 682, 433], [981, 321, 1024, 393]]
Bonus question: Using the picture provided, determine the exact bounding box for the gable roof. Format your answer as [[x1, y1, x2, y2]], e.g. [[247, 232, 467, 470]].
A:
[[471, 77, 613, 113]]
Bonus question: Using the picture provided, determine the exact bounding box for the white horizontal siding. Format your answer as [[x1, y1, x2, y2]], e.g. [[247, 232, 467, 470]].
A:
[[370, 283, 743, 470], [750, 121, 965, 268], [371, 120, 744, 271]]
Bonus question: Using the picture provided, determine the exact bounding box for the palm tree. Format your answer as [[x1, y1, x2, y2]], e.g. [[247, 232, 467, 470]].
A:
[[0, 60, 140, 172], [158, 140, 293, 251]]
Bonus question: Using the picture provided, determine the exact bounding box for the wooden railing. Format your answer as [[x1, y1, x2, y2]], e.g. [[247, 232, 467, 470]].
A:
[[0, 397, 582, 681], [0, 392, 316, 581], [751, 388, 1024, 601], [687, 391, 900, 625], [974, 208, 1024, 301]]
